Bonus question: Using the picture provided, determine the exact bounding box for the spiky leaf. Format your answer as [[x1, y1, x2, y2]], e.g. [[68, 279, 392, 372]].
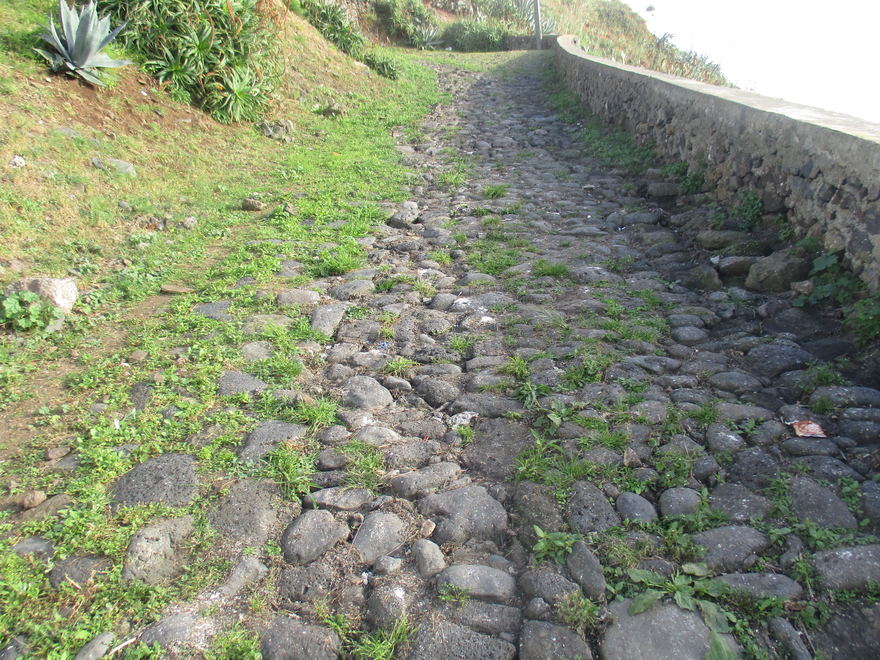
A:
[[36, 0, 129, 86]]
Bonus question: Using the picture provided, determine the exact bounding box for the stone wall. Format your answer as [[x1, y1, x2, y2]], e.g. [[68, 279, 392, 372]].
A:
[[551, 35, 880, 291]]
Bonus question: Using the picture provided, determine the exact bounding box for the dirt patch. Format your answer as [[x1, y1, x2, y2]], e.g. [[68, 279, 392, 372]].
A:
[[0, 292, 170, 462]]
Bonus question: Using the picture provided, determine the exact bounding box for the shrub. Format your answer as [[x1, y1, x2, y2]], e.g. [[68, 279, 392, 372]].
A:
[[300, 0, 365, 56], [374, 0, 437, 45], [362, 50, 400, 79], [298, 0, 399, 78], [441, 20, 506, 52], [97, 0, 281, 123]]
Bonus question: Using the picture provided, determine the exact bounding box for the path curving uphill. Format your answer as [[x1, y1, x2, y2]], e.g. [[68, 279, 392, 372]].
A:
[[6, 52, 880, 659]]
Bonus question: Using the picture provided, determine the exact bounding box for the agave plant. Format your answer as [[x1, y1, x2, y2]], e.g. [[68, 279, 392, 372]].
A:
[[411, 24, 443, 51], [35, 1, 130, 86]]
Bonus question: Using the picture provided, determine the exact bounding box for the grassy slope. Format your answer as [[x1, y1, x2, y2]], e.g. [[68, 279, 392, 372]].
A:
[[0, 3, 447, 654], [0, 1, 423, 406], [542, 0, 728, 84]]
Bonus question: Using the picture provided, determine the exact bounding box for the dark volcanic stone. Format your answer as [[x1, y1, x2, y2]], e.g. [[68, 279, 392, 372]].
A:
[[708, 483, 771, 522], [813, 544, 880, 590], [789, 476, 857, 529], [261, 617, 341, 660], [209, 479, 280, 548], [746, 343, 814, 378], [451, 602, 522, 635], [352, 512, 406, 566], [602, 600, 738, 659], [463, 418, 533, 479], [113, 454, 197, 507], [692, 525, 769, 572], [280, 510, 349, 565], [726, 448, 780, 490], [519, 569, 580, 606], [437, 565, 517, 604], [403, 621, 515, 660], [419, 486, 507, 545], [566, 482, 619, 534], [48, 555, 110, 589], [240, 421, 308, 463], [217, 370, 268, 396], [519, 620, 591, 659]]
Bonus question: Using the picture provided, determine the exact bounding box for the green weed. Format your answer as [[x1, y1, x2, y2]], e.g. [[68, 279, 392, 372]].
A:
[[532, 525, 578, 564], [482, 183, 510, 199]]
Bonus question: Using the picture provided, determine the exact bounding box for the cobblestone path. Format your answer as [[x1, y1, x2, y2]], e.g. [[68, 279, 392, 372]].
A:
[[9, 53, 880, 659]]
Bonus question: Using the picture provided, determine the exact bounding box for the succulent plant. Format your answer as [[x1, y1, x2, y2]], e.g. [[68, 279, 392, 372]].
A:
[[35, 1, 130, 86]]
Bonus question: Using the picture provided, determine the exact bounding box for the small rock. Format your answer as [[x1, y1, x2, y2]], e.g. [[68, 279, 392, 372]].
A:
[[519, 569, 580, 606], [193, 300, 232, 320], [159, 284, 194, 294], [281, 510, 349, 565], [403, 621, 515, 660], [789, 476, 857, 529], [308, 487, 372, 511], [716, 572, 803, 600], [15, 490, 46, 510], [216, 556, 268, 598], [389, 462, 461, 498], [813, 544, 880, 590], [566, 482, 619, 534], [353, 511, 406, 565], [566, 540, 606, 601], [260, 617, 340, 660], [519, 620, 592, 660], [437, 564, 516, 603], [139, 613, 214, 651], [452, 602, 522, 635], [745, 252, 810, 292], [242, 197, 266, 211], [659, 487, 702, 517], [217, 370, 268, 397], [366, 583, 410, 629], [342, 376, 393, 410], [73, 632, 114, 660], [12, 536, 54, 559], [692, 525, 769, 572], [240, 420, 308, 463], [278, 289, 321, 306], [209, 479, 279, 548], [602, 600, 738, 659], [412, 538, 446, 577], [374, 555, 404, 575], [122, 516, 194, 584], [615, 492, 657, 522], [112, 454, 197, 507], [48, 555, 110, 589], [419, 486, 507, 545], [746, 343, 815, 378]]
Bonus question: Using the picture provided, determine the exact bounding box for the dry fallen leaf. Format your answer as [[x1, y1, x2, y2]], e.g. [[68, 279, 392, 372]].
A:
[[791, 420, 827, 438]]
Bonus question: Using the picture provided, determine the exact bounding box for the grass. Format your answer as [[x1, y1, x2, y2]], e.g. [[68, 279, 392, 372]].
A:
[[482, 183, 510, 198], [385, 356, 418, 376], [340, 441, 385, 492], [533, 259, 569, 278], [289, 396, 339, 429]]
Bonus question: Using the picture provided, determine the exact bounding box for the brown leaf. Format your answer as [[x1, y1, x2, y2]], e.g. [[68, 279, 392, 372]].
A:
[[791, 420, 826, 437]]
